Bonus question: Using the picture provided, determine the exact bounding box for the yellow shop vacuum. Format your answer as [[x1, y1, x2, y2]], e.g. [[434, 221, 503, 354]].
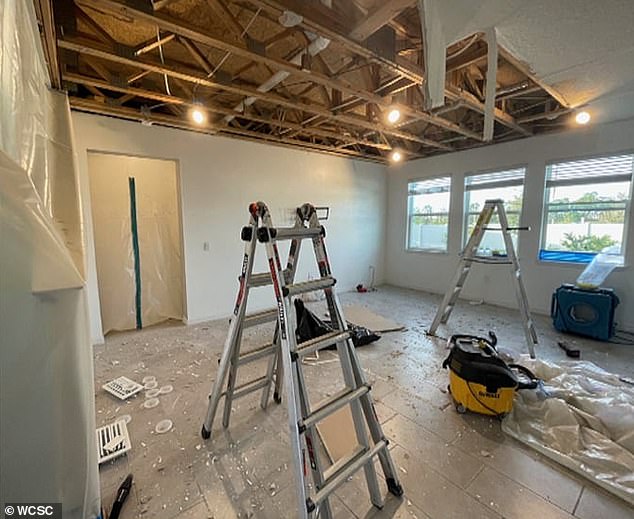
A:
[[442, 332, 539, 417]]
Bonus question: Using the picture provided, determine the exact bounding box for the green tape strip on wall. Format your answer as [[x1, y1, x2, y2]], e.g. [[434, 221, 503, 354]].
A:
[[128, 177, 142, 329]]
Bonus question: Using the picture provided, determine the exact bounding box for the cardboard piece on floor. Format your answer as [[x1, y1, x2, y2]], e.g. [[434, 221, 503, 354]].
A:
[[317, 406, 358, 463], [344, 304, 405, 332]]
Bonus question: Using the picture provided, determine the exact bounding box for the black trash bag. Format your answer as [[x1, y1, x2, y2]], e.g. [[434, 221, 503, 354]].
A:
[[348, 325, 381, 347], [294, 299, 332, 343], [294, 299, 380, 348]]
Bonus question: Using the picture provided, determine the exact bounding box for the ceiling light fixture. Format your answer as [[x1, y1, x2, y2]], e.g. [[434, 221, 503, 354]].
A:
[[575, 111, 591, 125], [387, 108, 401, 124], [390, 150, 403, 163], [191, 106, 205, 125]]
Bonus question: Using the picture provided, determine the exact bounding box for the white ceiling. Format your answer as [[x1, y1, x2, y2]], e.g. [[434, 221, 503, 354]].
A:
[[421, 0, 634, 124]]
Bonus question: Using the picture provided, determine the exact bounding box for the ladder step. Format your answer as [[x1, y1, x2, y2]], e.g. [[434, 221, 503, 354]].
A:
[[248, 269, 291, 288], [243, 308, 279, 328], [296, 330, 350, 359], [285, 276, 335, 296], [238, 343, 277, 366], [310, 440, 387, 510], [221, 376, 270, 400], [300, 385, 370, 431], [274, 226, 323, 241]]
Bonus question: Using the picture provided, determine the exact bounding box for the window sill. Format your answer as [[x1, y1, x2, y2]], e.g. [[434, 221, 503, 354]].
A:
[[537, 259, 629, 270]]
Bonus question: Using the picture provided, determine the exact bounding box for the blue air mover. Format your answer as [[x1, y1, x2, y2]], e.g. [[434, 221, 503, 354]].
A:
[[551, 284, 619, 341]]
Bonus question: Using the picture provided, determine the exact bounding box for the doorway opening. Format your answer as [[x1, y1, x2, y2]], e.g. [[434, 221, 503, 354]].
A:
[[88, 152, 186, 335]]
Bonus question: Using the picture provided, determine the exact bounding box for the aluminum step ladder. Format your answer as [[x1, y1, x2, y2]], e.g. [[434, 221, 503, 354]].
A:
[[428, 199, 538, 358], [201, 202, 403, 518]]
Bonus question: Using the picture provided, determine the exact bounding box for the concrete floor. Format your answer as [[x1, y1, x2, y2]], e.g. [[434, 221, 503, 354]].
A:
[[94, 286, 634, 519]]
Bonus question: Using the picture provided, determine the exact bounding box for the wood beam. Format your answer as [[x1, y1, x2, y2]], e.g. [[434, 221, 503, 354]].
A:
[[75, 5, 117, 45], [349, 0, 415, 42], [34, 0, 62, 89], [76, 0, 476, 140], [152, 0, 181, 10], [135, 33, 176, 56], [69, 97, 385, 162], [177, 36, 215, 75], [62, 72, 393, 151], [83, 55, 112, 81], [206, 0, 245, 40], [445, 86, 531, 136], [244, 0, 424, 84], [498, 46, 569, 107]]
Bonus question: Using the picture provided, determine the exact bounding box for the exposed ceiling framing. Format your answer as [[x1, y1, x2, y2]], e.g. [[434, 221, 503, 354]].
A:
[[35, 0, 569, 163]]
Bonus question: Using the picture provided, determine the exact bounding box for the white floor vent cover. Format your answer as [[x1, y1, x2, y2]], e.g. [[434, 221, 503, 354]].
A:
[[103, 376, 143, 400], [97, 419, 131, 465]]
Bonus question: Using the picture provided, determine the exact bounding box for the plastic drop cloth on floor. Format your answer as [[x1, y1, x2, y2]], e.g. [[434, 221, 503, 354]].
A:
[[502, 357, 634, 505]]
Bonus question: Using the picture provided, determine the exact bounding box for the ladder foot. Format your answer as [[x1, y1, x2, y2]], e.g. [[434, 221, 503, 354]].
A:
[[201, 425, 211, 439], [273, 391, 282, 404], [386, 478, 404, 497]]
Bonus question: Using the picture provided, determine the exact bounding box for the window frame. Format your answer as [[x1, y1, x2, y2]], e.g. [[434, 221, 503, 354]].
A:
[[462, 165, 527, 249], [406, 174, 452, 253], [539, 151, 634, 264]]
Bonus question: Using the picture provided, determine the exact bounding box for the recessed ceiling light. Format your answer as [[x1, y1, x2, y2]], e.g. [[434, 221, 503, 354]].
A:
[[387, 108, 401, 124], [575, 111, 591, 125], [390, 150, 402, 163], [191, 107, 205, 125]]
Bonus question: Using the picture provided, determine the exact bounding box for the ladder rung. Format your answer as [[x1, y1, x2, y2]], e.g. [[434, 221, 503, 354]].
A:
[[300, 385, 370, 431], [238, 343, 277, 366], [465, 257, 513, 265], [311, 440, 387, 510], [274, 227, 322, 241], [248, 269, 291, 288], [285, 276, 335, 296], [243, 308, 279, 328], [222, 376, 269, 400], [296, 330, 350, 358]]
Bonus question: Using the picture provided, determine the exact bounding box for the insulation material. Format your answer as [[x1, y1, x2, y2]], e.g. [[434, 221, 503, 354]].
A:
[[502, 358, 634, 505], [88, 153, 184, 333], [0, 151, 100, 517]]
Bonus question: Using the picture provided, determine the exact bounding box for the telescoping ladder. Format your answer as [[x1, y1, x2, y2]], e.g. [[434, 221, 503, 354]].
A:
[[201, 202, 403, 518], [428, 199, 538, 358]]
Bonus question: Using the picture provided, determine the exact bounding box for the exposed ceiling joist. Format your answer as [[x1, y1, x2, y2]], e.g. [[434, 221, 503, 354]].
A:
[[58, 37, 451, 150], [63, 71, 394, 151], [76, 0, 473, 140], [349, 0, 416, 42], [70, 97, 388, 161]]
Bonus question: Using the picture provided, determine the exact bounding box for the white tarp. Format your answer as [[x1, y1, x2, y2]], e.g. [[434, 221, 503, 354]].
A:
[[502, 357, 634, 506]]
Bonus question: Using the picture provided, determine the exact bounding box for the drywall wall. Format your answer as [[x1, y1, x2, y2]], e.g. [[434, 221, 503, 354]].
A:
[[72, 113, 387, 344], [386, 118, 634, 332]]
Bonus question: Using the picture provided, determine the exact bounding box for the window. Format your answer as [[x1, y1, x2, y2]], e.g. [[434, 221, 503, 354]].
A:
[[463, 167, 526, 255], [407, 176, 451, 251], [540, 153, 633, 263]]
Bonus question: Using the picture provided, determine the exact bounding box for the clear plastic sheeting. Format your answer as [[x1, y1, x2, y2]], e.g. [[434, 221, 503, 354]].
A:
[[576, 246, 623, 288], [0, 1, 84, 274], [88, 153, 184, 334], [0, 151, 100, 517], [502, 357, 634, 505], [1, 1, 99, 516]]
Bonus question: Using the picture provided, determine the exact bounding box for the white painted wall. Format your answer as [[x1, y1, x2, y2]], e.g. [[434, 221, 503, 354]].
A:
[[386, 119, 634, 332], [72, 113, 387, 344]]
